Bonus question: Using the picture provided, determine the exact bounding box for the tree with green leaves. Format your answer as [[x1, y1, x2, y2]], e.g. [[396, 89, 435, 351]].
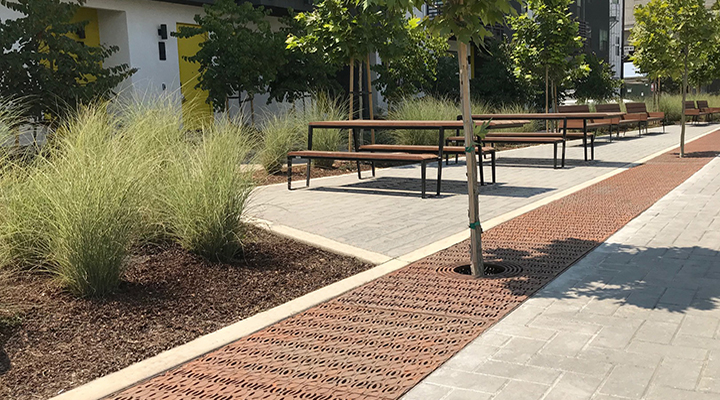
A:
[[174, 0, 283, 120], [573, 53, 621, 102], [510, 0, 585, 114], [471, 38, 532, 107], [288, 0, 413, 146], [631, 0, 716, 156], [0, 0, 134, 122], [371, 19, 449, 105], [267, 12, 342, 105], [366, 0, 516, 277]]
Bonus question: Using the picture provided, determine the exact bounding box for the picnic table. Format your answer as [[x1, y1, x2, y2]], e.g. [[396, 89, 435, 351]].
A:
[[466, 112, 625, 165], [290, 119, 529, 198]]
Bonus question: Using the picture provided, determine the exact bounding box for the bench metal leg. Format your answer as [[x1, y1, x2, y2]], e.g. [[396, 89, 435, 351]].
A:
[[582, 135, 588, 161], [371, 161, 375, 177], [287, 156, 293, 190], [421, 160, 427, 199], [553, 143, 558, 169], [356, 161, 362, 179], [491, 151, 496, 184], [306, 159, 311, 187], [591, 135, 595, 160], [436, 158, 442, 196]]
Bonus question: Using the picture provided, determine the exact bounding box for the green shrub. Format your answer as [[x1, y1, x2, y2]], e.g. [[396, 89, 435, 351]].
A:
[[160, 119, 255, 262], [641, 94, 720, 123], [388, 96, 460, 145]]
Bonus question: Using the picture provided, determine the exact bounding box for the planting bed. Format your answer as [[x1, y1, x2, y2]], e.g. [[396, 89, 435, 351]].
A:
[[0, 227, 371, 400]]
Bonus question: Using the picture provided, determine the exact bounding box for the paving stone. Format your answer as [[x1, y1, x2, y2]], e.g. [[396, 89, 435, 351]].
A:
[[423, 369, 508, 393], [677, 315, 720, 338], [541, 331, 595, 357], [473, 360, 561, 385], [634, 320, 680, 344], [401, 382, 453, 400], [543, 372, 605, 400], [626, 340, 708, 360], [653, 357, 704, 390], [598, 364, 656, 398], [491, 380, 549, 400], [441, 388, 493, 400], [491, 337, 547, 364]]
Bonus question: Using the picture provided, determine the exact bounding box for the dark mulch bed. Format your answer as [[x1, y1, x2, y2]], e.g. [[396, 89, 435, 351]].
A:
[[0, 227, 371, 400]]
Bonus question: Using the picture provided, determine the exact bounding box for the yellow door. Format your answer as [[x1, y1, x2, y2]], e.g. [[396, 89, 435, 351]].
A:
[[176, 23, 213, 128], [70, 8, 101, 48]]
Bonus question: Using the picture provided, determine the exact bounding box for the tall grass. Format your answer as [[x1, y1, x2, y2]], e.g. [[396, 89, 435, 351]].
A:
[[297, 94, 348, 168], [0, 105, 150, 296], [258, 108, 303, 174], [0, 98, 257, 296], [159, 118, 254, 262], [388, 96, 460, 145]]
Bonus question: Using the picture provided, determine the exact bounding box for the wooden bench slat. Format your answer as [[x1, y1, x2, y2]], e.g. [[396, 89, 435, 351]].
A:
[[287, 150, 438, 161]]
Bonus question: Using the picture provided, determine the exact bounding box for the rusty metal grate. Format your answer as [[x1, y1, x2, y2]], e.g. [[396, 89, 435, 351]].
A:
[[109, 133, 720, 400]]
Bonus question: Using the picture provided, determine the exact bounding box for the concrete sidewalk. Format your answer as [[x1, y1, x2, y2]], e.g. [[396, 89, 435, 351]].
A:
[[249, 124, 716, 259], [403, 156, 720, 400]]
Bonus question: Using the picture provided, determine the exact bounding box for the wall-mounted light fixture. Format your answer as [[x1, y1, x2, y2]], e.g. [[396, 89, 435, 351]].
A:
[[158, 42, 167, 61], [158, 24, 168, 40]]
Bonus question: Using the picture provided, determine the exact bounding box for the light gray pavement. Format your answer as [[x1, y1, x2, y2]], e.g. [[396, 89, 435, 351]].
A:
[[402, 156, 720, 400], [249, 123, 717, 258]]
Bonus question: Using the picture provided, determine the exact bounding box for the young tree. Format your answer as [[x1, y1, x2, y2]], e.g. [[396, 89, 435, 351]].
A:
[[471, 38, 532, 107], [573, 53, 621, 102], [267, 12, 342, 105], [0, 0, 134, 122], [174, 0, 283, 121], [631, 0, 715, 156], [371, 19, 449, 105], [287, 0, 412, 147], [510, 0, 585, 114], [366, 0, 516, 277]]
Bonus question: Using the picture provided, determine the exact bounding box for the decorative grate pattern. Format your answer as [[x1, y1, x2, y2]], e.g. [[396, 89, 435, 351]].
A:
[[110, 133, 720, 400]]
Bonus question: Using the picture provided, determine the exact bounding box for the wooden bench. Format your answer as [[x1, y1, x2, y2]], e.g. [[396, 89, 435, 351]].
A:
[[594, 104, 646, 137], [478, 136, 565, 168], [359, 144, 497, 184], [697, 100, 720, 120], [685, 101, 710, 123], [287, 151, 439, 198], [625, 102, 665, 133]]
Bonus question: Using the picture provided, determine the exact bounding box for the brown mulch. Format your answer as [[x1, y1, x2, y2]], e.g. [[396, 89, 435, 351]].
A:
[[0, 227, 371, 400]]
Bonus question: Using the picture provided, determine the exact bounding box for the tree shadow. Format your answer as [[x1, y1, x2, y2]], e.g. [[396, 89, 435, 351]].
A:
[[487, 237, 720, 314]]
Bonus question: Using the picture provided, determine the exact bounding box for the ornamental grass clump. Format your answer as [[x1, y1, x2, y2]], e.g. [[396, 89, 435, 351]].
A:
[[160, 118, 255, 262], [297, 93, 348, 168], [259, 108, 303, 174], [389, 96, 460, 145], [0, 105, 150, 296]]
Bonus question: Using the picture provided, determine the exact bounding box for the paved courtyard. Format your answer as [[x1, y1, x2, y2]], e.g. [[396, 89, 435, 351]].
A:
[[403, 155, 720, 399], [250, 123, 716, 258]]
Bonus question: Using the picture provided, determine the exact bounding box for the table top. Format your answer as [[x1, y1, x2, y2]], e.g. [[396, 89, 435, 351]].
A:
[[467, 112, 625, 120], [308, 119, 530, 129]]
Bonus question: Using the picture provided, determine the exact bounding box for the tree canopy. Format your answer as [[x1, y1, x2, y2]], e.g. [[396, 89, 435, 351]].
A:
[[0, 0, 134, 121], [173, 0, 283, 112]]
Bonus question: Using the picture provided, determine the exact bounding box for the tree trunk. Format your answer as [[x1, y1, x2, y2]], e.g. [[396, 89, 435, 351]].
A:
[[348, 58, 354, 152], [366, 55, 375, 144], [681, 51, 688, 157], [457, 42, 484, 278], [545, 65, 549, 132]]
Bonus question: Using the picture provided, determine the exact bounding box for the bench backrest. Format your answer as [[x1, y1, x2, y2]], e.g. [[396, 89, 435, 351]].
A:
[[685, 101, 698, 110], [558, 105, 590, 113], [698, 100, 710, 109], [595, 103, 621, 113], [625, 102, 649, 114]]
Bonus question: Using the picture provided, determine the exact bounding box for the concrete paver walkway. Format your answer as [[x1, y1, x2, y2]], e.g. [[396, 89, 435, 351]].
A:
[[404, 156, 720, 399], [250, 124, 715, 258]]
